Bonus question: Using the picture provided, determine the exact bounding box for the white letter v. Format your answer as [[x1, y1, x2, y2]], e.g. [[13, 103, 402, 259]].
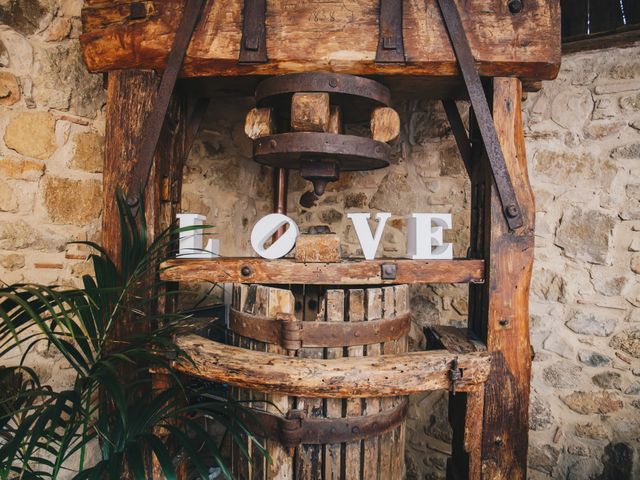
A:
[[347, 212, 391, 260]]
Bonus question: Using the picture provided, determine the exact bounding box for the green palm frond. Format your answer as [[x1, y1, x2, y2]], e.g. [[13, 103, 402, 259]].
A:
[[0, 190, 260, 480]]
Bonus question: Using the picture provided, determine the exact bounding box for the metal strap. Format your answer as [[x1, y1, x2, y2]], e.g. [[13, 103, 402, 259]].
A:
[[376, 0, 405, 63], [239, 0, 267, 63], [241, 397, 409, 449], [435, 0, 524, 230], [229, 308, 411, 351], [126, 0, 205, 210], [442, 100, 472, 176]]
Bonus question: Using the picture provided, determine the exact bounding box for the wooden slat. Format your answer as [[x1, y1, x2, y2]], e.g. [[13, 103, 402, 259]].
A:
[[392, 285, 409, 479], [80, 0, 561, 80], [323, 290, 344, 479], [362, 289, 382, 480], [344, 289, 364, 480], [264, 286, 295, 480], [378, 287, 396, 479], [174, 334, 491, 397], [160, 258, 485, 285], [295, 287, 323, 480]]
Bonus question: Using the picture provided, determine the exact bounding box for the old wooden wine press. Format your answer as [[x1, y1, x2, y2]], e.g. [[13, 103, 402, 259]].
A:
[[80, 0, 560, 479]]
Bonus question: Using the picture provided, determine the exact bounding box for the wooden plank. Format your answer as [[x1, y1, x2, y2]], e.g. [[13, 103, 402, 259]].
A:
[[264, 286, 295, 480], [378, 287, 396, 479], [80, 0, 561, 80], [392, 285, 409, 479], [362, 288, 381, 480], [323, 290, 344, 479], [468, 78, 535, 480], [174, 334, 491, 397], [245, 107, 275, 140], [344, 289, 364, 480], [294, 234, 341, 263], [160, 258, 485, 285], [295, 287, 323, 480]]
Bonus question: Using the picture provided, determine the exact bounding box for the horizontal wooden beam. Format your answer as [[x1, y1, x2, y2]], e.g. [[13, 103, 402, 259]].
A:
[[80, 0, 560, 81], [160, 258, 485, 285], [173, 334, 492, 397]]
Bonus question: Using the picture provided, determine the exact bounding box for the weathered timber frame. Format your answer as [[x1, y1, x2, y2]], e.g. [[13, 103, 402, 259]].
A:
[[87, 0, 552, 478]]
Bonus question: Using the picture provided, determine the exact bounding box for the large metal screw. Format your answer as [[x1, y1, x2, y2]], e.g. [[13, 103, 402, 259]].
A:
[[241, 266, 252, 277], [508, 0, 523, 14]]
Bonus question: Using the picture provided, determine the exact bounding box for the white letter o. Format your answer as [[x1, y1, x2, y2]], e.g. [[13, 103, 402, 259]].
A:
[[250, 214, 299, 259]]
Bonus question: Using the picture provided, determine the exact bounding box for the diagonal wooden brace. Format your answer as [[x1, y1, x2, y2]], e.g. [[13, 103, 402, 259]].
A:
[[436, 0, 524, 231], [126, 0, 206, 212]]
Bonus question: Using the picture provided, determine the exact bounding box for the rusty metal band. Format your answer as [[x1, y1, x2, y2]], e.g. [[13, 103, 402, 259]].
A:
[[240, 397, 409, 449], [254, 133, 390, 171], [435, 0, 524, 231], [126, 0, 205, 210], [229, 308, 411, 350], [376, 0, 405, 63], [239, 0, 267, 63], [442, 99, 472, 176], [255, 72, 391, 107]]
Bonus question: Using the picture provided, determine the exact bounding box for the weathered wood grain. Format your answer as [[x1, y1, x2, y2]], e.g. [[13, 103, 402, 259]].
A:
[[468, 77, 535, 480], [80, 0, 560, 80], [160, 258, 485, 285], [173, 333, 491, 397], [323, 290, 343, 479], [245, 107, 276, 140], [291, 93, 330, 132], [425, 325, 486, 354], [371, 107, 400, 143], [344, 289, 364, 480]]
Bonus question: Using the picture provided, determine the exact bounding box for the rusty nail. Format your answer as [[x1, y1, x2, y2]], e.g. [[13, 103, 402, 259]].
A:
[[241, 266, 252, 277], [495, 437, 504, 447], [354, 331, 360, 337]]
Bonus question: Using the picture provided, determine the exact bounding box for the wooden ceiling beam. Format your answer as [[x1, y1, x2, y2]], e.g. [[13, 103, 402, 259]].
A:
[[80, 0, 561, 81]]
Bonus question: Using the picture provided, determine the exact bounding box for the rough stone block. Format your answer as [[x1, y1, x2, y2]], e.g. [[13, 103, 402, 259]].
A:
[[555, 207, 615, 265], [294, 233, 341, 263], [0, 71, 20, 105], [0, 179, 17, 212], [562, 391, 623, 414], [4, 111, 57, 160], [42, 176, 102, 225], [566, 309, 618, 337], [0, 156, 45, 180], [70, 131, 103, 172], [609, 328, 640, 358]]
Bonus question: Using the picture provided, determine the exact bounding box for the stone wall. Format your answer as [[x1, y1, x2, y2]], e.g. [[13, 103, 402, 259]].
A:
[[0, 2, 639, 478]]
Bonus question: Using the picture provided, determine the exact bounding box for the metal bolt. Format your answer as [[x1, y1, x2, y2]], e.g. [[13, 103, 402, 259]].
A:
[[329, 78, 338, 88], [505, 204, 519, 218], [495, 437, 504, 447], [381, 263, 397, 280], [351, 426, 360, 434], [241, 266, 252, 277], [508, 0, 523, 13], [127, 192, 140, 208], [269, 139, 278, 149]]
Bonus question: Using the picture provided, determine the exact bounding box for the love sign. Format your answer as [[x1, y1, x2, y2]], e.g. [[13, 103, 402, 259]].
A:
[[250, 212, 453, 260]]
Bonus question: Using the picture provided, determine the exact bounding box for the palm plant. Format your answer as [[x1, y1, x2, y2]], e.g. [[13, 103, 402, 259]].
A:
[[0, 192, 263, 479]]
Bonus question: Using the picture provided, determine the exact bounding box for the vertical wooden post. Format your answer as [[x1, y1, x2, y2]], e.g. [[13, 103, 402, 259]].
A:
[[468, 78, 535, 479], [104, 70, 190, 479]]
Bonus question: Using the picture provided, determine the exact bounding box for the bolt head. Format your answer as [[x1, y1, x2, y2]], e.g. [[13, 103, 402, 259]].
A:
[[329, 78, 338, 88], [241, 266, 252, 277], [508, 0, 523, 14], [505, 204, 519, 218]]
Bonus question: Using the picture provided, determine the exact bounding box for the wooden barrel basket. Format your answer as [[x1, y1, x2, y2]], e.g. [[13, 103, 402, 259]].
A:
[[228, 283, 410, 480]]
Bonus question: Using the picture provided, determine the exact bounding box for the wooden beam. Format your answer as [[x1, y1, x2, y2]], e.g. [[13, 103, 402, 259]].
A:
[[80, 0, 561, 81], [173, 334, 492, 397], [468, 78, 534, 480], [160, 258, 485, 285]]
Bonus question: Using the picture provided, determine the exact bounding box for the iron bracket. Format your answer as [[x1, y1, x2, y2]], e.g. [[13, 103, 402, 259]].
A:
[[376, 0, 406, 63], [239, 0, 268, 63], [436, 0, 524, 231], [126, 0, 205, 211], [449, 357, 463, 395]]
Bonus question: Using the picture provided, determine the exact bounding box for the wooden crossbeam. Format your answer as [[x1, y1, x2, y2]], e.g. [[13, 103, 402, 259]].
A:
[[160, 258, 485, 285], [173, 334, 492, 397]]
